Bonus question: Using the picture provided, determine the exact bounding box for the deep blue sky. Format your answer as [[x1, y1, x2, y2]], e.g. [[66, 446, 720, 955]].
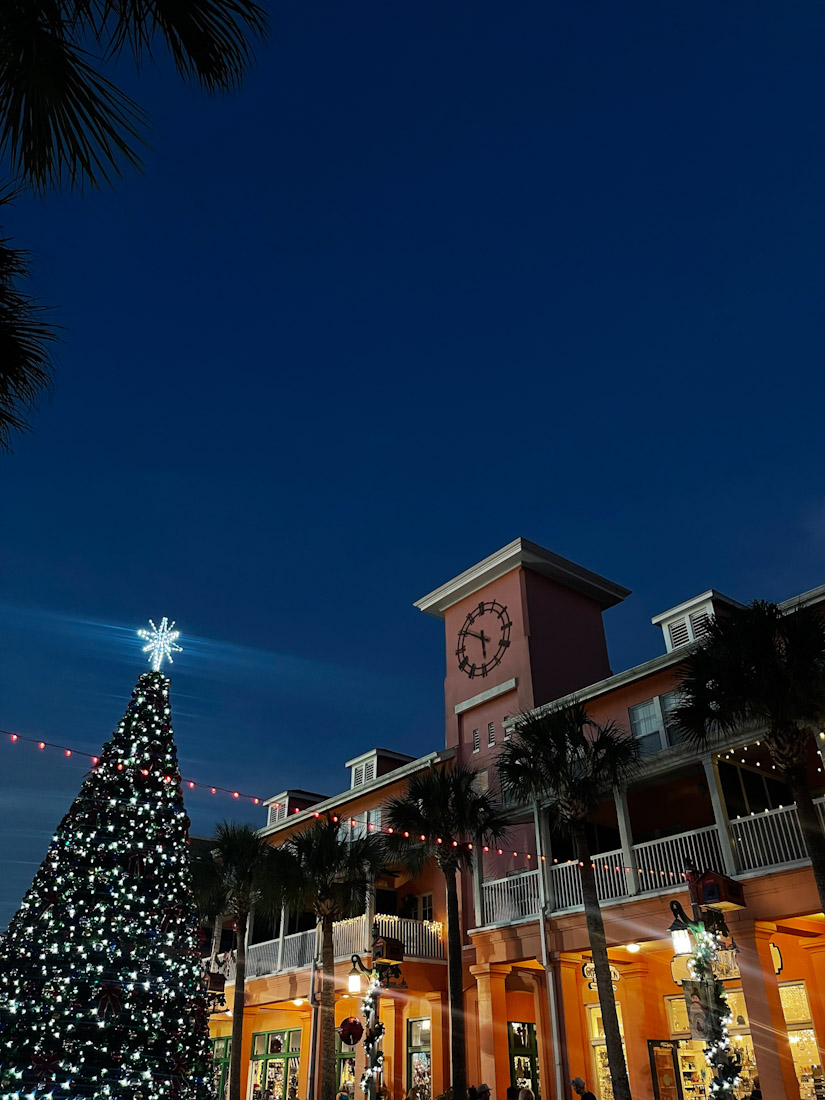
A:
[[2, 0, 825, 928]]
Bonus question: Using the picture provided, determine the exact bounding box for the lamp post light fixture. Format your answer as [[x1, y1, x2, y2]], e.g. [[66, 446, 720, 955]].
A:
[[350, 924, 406, 1100]]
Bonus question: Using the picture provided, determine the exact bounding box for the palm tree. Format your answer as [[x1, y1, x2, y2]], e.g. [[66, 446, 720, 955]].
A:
[[498, 704, 640, 1100], [0, 0, 266, 449], [384, 764, 510, 1100], [0, 191, 56, 452], [192, 822, 285, 1100], [278, 816, 387, 1100], [673, 599, 825, 909]]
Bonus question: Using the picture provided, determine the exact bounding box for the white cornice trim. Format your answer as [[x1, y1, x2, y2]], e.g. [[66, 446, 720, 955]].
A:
[[455, 677, 518, 715], [257, 748, 455, 838], [413, 537, 630, 618]]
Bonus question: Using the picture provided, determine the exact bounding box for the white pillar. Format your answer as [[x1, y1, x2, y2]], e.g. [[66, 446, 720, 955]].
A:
[[473, 846, 484, 928], [276, 904, 287, 972], [702, 754, 738, 876], [614, 785, 638, 896]]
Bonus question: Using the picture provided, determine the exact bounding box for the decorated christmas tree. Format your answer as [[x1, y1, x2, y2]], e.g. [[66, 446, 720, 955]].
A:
[[0, 620, 213, 1100]]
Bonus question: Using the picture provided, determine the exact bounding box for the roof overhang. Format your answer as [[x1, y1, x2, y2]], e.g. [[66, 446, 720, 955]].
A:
[[414, 537, 630, 618]]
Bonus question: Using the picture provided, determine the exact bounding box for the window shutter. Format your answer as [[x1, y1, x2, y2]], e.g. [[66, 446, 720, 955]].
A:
[[503, 715, 511, 740], [354, 765, 364, 787], [689, 610, 710, 639], [364, 760, 375, 783], [668, 618, 690, 648], [488, 722, 495, 746], [472, 729, 480, 752]]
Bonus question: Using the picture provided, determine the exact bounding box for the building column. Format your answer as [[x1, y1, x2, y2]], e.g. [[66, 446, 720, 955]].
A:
[[380, 992, 404, 1098], [425, 990, 449, 1100], [470, 963, 512, 1100], [558, 956, 589, 1087], [613, 787, 637, 896], [619, 959, 665, 1100], [735, 921, 800, 1100], [473, 847, 485, 929], [525, 970, 557, 1100], [799, 938, 825, 1073], [276, 905, 287, 972], [702, 754, 738, 875]]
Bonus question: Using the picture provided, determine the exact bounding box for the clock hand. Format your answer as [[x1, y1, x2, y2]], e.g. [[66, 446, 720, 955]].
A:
[[479, 630, 490, 658]]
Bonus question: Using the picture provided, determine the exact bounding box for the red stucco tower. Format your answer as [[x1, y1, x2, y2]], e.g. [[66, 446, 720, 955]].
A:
[[414, 537, 630, 768]]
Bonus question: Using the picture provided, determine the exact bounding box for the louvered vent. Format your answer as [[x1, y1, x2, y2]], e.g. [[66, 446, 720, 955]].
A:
[[268, 803, 287, 826], [353, 765, 365, 787], [472, 728, 480, 752], [690, 610, 710, 638], [668, 618, 690, 648], [363, 761, 375, 783]]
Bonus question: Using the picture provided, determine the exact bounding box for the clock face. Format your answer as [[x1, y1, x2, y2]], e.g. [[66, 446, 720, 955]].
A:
[[456, 599, 512, 679]]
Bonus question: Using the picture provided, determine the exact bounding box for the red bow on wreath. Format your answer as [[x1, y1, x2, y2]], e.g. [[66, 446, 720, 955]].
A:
[[97, 981, 123, 1017], [31, 1050, 61, 1081]]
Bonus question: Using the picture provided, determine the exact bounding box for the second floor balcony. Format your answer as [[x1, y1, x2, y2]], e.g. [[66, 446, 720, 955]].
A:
[[478, 774, 825, 926], [217, 912, 445, 984]]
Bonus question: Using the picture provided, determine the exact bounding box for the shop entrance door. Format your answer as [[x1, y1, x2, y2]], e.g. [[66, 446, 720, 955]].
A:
[[508, 1022, 540, 1098], [648, 1041, 683, 1100], [249, 1029, 302, 1100]]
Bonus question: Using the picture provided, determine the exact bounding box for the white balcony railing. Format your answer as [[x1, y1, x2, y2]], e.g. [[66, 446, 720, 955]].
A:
[[374, 915, 444, 959], [633, 824, 725, 891], [481, 868, 541, 925], [238, 911, 444, 982]]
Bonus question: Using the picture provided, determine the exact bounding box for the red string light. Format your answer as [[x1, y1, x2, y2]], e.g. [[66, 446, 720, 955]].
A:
[[2, 728, 544, 864]]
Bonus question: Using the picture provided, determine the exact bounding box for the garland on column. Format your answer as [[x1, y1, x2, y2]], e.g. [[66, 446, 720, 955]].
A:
[[687, 926, 741, 1100], [359, 976, 384, 1098]]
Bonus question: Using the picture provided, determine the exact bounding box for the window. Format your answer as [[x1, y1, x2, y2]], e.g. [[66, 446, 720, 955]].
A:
[[249, 1029, 301, 1100], [488, 722, 496, 746], [337, 1030, 357, 1098], [503, 715, 511, 740], [660, 691, 686, 746], [407, 1018, 432, 1100], [212, 1037, 232, 1100], [508, 1022, 540, 1098], [472, 729, 480, 752], [629, 699, 664, 756], [420, 894, 434, 922]]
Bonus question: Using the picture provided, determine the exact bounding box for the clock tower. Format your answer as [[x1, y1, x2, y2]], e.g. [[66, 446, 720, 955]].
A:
[[414, 538, 630, 765]]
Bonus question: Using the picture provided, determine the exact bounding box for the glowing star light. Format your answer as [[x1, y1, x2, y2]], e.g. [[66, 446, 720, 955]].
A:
[[138, 617, 183, 671]]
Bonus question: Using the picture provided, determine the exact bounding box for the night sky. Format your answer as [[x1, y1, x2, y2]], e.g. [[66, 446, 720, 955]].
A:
[[2, 0, 825, 929]]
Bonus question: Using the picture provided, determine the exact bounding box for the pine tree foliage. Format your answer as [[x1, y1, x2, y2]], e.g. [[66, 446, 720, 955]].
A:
[[0, 671, 212, 1100]]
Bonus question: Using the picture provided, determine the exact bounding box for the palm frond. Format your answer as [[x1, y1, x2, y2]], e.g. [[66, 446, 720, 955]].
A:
[[673, 601, 825, 749], [384, 763, 510, 872], [0, 7, 146, 191], [279, 817, 387, 922], [0, 194, 57, 452], [194, 821, 285, 921], [498, 703, 640, 828]]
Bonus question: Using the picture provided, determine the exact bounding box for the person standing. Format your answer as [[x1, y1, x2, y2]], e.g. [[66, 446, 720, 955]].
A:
[[571, 1077, 597, 1100]]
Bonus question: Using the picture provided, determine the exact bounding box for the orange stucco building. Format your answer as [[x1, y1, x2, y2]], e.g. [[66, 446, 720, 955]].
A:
[[209, 539, 825, 1100]]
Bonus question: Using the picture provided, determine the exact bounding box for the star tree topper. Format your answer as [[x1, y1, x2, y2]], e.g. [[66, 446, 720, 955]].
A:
[[138, 617, 183, 671]]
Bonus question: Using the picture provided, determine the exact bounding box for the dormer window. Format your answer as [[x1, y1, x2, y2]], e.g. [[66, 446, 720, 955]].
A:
[[652, 591, 741, 654]]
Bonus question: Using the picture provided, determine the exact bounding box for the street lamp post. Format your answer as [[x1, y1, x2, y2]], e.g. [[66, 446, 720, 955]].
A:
[[667, 866, 741, 1100], [348, 923, 405, 1100]]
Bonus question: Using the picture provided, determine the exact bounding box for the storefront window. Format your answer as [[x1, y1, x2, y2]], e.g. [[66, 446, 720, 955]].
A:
[[408, 1018, 432, 1100], [508, 1022, 540, 1098], [586, 1005, 625, 1100], [665, 990, 756, 1100], [249, 1028, 301, 1100], [213, 1037, 232, 1100], [780, 982, 823, 1100], [336, 1031, 357, 1098]]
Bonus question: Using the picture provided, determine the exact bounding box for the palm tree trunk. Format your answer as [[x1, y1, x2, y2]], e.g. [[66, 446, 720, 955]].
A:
[[210, 913, 223, 971], [320, 915, 337, 1100], [786, 770, 825, 913], [229, 911, 248, 1100], [574, 825, 632, 1100], [444, 865, 467, 1100]]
